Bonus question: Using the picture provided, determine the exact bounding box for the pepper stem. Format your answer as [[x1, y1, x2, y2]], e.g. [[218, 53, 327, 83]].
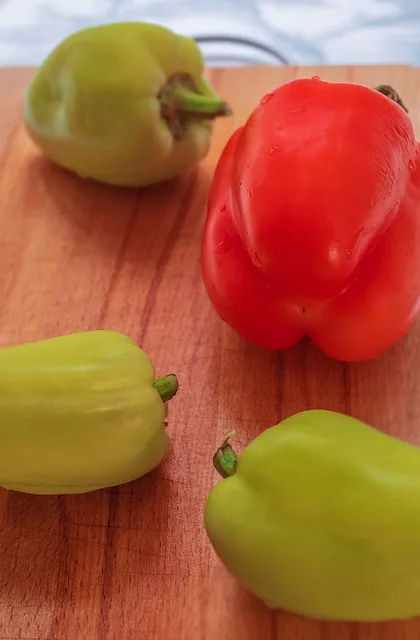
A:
[[213, 432, 238, 478], [374, 84, 408, 113], [163, 84, 232, 118], [159, 72, 232, 124], [154, 374, 179, 403]]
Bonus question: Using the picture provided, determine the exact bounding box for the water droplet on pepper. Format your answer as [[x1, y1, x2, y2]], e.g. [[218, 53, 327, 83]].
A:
[[288, 106, 306, 115], [409, 159, 416, 172], [215, 237, 231, 253], [260, 92, 274, 105], [251, 251, 262, 268]]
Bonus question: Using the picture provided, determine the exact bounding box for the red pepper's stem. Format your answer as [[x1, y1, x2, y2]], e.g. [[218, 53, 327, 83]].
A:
[[374, 84, 408, 113], [154, 374, 179, 403], [213, 432, 238, 478]]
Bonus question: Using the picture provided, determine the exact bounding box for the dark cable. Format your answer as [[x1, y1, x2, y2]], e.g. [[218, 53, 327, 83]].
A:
[[193, 35, 289, 65]]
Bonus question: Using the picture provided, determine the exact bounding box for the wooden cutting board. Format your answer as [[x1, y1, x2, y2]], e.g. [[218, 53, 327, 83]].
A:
[[1, 64, 420, 640]]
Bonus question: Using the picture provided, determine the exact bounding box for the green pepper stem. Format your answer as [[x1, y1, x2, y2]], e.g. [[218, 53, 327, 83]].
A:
[[374, 84, 408, 113], [213, 432, 238, 478], [154, 374, 179, 403], [159, 73, 232, 123], [164, 84, 232, 118]]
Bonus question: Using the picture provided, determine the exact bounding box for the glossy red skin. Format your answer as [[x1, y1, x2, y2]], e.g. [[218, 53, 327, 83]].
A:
[[202, 78, 420, 362]]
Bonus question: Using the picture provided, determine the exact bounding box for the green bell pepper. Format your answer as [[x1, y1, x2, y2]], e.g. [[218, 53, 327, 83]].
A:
[[205, 410, 420, 622], [24, 22, 231, 187], [0, 330, 178, 494]]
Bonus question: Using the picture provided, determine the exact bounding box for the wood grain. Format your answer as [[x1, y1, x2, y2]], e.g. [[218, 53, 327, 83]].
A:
[[0, 64, 420, 640]]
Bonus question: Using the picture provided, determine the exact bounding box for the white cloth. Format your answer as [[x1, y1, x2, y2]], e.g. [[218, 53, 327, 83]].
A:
[[1, 0, 420, 66]]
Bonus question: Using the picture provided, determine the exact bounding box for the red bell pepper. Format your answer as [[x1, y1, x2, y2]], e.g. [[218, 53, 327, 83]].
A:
[[201, 78, 420, 362]]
